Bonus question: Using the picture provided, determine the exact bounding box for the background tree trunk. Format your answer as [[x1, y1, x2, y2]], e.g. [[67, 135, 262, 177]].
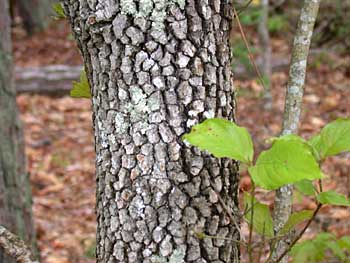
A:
[[12, 0, 55, 35], [62, 0, 240, 262], [0, 0, 37, 262], [258, 0, 272, 109]]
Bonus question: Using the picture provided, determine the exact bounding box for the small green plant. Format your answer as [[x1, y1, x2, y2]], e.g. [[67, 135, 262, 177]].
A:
[[267, 15, 288, 34], [183, 117, 350, 262], [240, 6, 262, 26], [52, 3, 66, 19], [232, 40, 259, 74], [291, 233, 350, 263], [70, 70, 91, 99], [83, 240, 96, 259]]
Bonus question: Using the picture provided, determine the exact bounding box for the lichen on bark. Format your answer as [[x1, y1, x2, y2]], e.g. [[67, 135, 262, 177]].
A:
[[62, 0, 240, 262], [272, 1, 321, 262]]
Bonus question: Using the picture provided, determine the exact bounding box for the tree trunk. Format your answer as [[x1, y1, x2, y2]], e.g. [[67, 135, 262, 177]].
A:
[[0, 1, 37, 262], [62, 1, 240, 262], [13, 0, 54, 34], [258, 0, 272, 109], [272, 0, 321, 262]]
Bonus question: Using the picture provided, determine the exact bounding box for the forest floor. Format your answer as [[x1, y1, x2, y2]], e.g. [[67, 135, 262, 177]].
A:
[[13, 20, 350, 263]]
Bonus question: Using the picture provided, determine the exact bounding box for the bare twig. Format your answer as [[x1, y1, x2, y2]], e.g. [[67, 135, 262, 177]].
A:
[[0, 225, 39, 263], [237, 0, 254, 15], [232, 5, 267, 91]]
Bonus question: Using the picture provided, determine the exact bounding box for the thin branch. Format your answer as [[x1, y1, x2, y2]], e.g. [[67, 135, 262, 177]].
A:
[[257, 224, 267, 262], [270, 204, 322, 263], [0, 225, 39, 263], [237, 0, 254, 15], [232, 5, 267, 90], [272, 0, 321, 261], [248, 183, 256, 263]]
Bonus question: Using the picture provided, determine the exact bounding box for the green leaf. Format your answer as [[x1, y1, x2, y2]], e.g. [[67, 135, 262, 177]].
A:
[[52, 3, 66, 19], [183, 118, 254, 164], [291, 242, 320, 263], [309, 118, 350, 159], [249, 135, 323, 190], [337, 236, 350, 251], [291, 233, 333, 263], [290, 233, 350, 263], [328, 241, 346, 261], [243, 192, 274, 238], [295, 180, 316, 196], [70, 70, 91, 99], [278, 210, 313, 235], [317, 191, 350, 206]]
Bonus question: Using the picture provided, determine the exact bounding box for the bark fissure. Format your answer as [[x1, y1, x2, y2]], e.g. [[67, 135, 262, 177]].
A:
[[62, 0, 240, 262]]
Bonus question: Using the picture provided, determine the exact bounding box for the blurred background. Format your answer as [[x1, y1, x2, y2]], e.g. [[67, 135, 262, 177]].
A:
[[9, 0, 350, 262]]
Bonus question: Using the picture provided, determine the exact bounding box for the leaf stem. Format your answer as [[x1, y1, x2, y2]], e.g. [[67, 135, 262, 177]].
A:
[[248, 182, 256, 263], [232, 5, 267, 90]]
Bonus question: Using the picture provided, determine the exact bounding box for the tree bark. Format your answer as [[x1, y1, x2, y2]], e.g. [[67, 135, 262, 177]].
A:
[[272, 0, 321, 262], [62, 0, 240, 262], [0, 226, 38, 263], [0, 1, 37, 262]]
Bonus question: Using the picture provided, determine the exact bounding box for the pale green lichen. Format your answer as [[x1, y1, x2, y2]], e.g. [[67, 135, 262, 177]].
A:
[[124, 86, 160, 133], [139, 0, 154, 17], [120, 0, 137, 15], [115, 112, 128, 134], [151, 249, 185, 263], [120, 0, 185, 30]]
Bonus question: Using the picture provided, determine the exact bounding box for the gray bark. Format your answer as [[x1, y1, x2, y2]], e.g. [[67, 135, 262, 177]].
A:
[[62, 0, 240, 262], [272, 0, 321, 262], [0, 226, 38, 263], [13, 58, 289, 95], [0, 1, 37, 262]]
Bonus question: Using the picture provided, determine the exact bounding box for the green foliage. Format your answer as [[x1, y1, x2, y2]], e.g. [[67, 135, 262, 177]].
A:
[[291, 233, 350, 263], [268, 15, 288, 34], [278, 210, 313, 236], [317, 191, 350, 206], [309, 118, 350, 160], [183, 118, 254, 164], [314, 0, 350, 50], [295, 180, 316, 196], [231, 40, 258, 74], [243, 192, 274, 238], [240, 7, 262, 25], [84, 240, 96, 259], [183, 117, 349, 260], [249, 135, 323, 190], [52, 3, 66, 19], [338, 236, 350, 249], [70, 70, 91, 99]]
